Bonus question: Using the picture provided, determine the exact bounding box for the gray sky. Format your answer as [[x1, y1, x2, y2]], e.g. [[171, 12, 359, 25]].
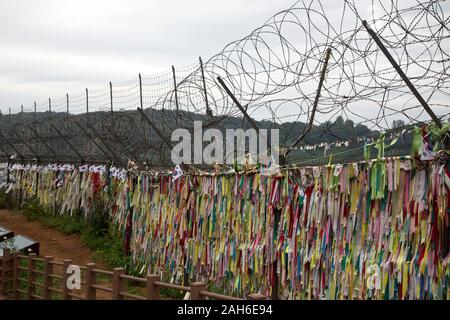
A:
[[0, 0, 296, 113], [0, 0, 448, 128]]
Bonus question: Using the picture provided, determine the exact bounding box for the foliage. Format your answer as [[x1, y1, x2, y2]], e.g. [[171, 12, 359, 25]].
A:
[[0, 190, 20, 210], [11, 195, 132, 273]]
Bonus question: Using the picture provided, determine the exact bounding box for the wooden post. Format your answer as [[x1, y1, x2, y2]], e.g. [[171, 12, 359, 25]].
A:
[[0, 249, 6, 294], [62, 259, 72, 300], [12, 252, 20, 299], [43, 256, 53, 300], [1, 249, 10, 295], [146, 274, 161, 300], [27, 253, 36, 299], [112, 268, 125, 300], [85, 263, 97, 300], [190, 282, 206, 300], [248, 293, 266, 300], [6, 250, 13, 294]]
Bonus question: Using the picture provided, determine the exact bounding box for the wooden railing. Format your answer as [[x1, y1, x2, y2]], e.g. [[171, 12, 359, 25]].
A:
[[0, 249, 265, 300]]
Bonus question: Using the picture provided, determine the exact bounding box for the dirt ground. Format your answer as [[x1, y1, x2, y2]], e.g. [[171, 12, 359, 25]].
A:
[[0, 209, 166, 300], [0, 209, 106, 268], [0, 209, 119, 299]]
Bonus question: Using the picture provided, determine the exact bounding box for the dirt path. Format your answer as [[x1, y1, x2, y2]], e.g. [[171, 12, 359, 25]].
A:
[[0, 209, 162, 300], [0, 209, 106, 268], [0, 209, 117, 299]]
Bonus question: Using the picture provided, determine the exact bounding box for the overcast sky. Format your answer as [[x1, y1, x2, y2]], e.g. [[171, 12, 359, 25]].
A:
[[0, 0, 298, 113], [0, 0, 448, 128]]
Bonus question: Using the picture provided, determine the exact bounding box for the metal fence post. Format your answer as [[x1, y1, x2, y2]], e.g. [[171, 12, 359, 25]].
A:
[[52, 169, 56, 215], [33, 101, 37, 132], [138, 74, 144, 125], [172, 65, 180, 124], [146, 274, 161, 300], [18, 169, 23, 208], [6, 158, 10, 185], [34, 165, 39, 197], [112, 268, 125, 300], [85, 263, 97, 300], [139, 74, 143, 109], [66, 93, 70, 121], [85, 88, 89, 127], [48, 98, 52, 124], [199, 56, 210, 114], [109, 81, 114, 126]]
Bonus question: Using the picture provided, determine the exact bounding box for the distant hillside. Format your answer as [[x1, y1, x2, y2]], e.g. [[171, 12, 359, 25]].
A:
[[0, 108, 410, 167]]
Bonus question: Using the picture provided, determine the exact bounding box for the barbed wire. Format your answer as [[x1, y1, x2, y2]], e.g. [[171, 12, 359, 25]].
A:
[[0, 0, 448, 167], [157, 0, 450, 128]]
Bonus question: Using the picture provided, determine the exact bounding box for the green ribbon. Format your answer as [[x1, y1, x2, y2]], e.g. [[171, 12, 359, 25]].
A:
[[365, 134, 399, 161]]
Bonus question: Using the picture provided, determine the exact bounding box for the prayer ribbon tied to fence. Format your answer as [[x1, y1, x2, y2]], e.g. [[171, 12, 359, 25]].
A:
[[3, 154, 449, 300]]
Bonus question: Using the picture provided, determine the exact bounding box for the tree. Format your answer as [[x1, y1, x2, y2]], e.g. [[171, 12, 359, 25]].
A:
[[334, 116, 345, 126], [344, 119, 354, 128], [392, 119, 405, 129]]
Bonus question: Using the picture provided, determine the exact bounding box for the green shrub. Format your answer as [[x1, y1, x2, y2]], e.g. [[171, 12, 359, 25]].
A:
[[0, 189, 20, 209], [19, 196, 131, 270]]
